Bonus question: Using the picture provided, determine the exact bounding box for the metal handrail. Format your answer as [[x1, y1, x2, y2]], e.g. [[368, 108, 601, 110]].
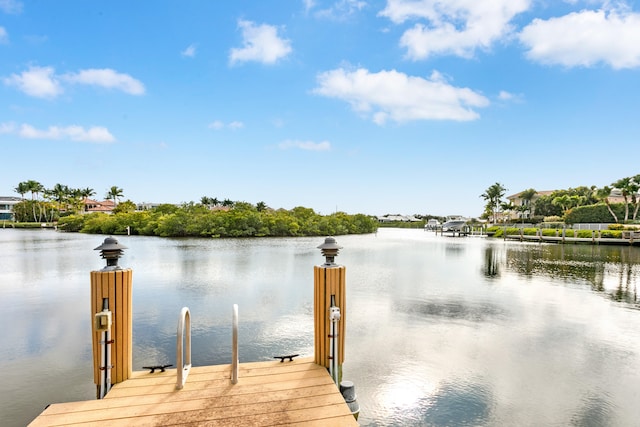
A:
[[176, 307, 192, 389], [231, 304, 239, 384]]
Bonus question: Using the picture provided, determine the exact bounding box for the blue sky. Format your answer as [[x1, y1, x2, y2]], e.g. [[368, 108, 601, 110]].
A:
[[1, 0, 639, 217]]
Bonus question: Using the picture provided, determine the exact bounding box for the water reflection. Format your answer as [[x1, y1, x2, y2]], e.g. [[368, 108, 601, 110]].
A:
[[4, 229, 640, 427], [571, 390, 616, 427], [482, 246, 500, 278], [396, 298, 508, 323], [421, 379, 493, 427], [504, 243, 640, 304]]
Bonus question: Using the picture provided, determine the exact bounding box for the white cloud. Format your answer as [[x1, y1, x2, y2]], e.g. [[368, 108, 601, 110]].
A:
[[279, 139, 331, 151], [208, 120, 224, 130], [313, 67, 489, 123], [229, 20, 292, 65], [303, 0, 316, 14], [208, 120, 244, 130], [316, 0, 367, 20], [0, 0, 23, 14], [0, 121, 16, 133], [18, 124, 115, 143], [4, 66, 145, 98], [0, 26, 8, 43], [379, 0, 531, 60], [519, 8, 640, 69], [64, 68, 145, 95], [181, 44, 197, 58], [498, 91, 513, 100], [3, 66, 63, 98], [228, 121, 244, 130], [497, 90, 524, 103]]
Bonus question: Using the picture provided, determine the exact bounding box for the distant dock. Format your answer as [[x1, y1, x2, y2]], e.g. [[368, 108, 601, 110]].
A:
[[502, 230, 640, 246]]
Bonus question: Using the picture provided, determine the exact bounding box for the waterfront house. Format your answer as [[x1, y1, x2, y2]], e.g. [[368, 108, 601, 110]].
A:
[[507, 189, 630, 220], [506, 190, 554, 220], [377, 214, 421, 223], [82, 198, 116, 214], [0, 196, 21, 220]]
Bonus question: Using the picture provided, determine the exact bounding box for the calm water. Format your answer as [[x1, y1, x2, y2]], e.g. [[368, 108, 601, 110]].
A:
[[2, 228, 640, 426]]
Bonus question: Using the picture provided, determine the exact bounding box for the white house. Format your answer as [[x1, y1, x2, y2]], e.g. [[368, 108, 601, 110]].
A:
[[0, 196, 22, 220]]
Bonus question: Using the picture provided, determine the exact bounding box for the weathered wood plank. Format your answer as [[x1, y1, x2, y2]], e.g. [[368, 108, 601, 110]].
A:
[[35, 403, 353, 427], [125, 358, 321, 385], [29, 359, 357, 427], [105, 368, 332, 398], [32, 388, 347, 425], [34, 382, 340, 415]]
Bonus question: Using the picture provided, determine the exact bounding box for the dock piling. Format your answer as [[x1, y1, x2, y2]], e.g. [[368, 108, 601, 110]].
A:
[[90, 237, 132, 398], [314, 237, 346, 382]]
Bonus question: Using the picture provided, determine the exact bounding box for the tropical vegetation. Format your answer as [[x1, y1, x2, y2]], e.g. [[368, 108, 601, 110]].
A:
[[480, 174, 640, 225], [11, 180, 98, 223], [58, 203, 378, 237], [8, 180, 377, 237]]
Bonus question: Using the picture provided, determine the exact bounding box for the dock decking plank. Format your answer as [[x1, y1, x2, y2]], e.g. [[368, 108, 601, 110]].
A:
[[29, 358, 358, 426]]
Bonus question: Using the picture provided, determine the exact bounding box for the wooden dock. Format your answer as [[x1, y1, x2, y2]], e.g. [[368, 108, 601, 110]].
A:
[[29, 357, 358, 426], [503, 234, 640, 245]]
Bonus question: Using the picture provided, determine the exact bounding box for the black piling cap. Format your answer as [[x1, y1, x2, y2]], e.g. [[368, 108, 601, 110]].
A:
[[94, 236, 128, 269], [317, 236, 342, 266]]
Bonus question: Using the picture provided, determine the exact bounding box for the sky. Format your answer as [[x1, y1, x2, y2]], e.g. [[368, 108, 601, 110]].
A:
[[1, 0, 640, 218]]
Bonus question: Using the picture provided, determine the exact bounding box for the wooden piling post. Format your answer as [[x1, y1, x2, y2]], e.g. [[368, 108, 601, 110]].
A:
[[314, 237, 346, 379], [90, 237, 132, 398]]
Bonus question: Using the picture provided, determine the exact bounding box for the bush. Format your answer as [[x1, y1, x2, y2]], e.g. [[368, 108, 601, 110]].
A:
[[54, 205, 379, 238], [576, 229, 594, 238], [601, 230, 622, 238], [544, 216, 562, 223], [58, 214, 86, 232], [542, 222, 565, 229], [564, 203, 627, 224]]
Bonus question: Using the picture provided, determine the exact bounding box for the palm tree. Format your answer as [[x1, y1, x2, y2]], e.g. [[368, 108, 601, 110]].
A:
[[50, 183, 70, 211], [480, 182, 507, 224], [552, 195, 584, 216], [77, 188, 95, 212], [519, 188, 537, 220], [256, 201, 268, 212], [594, 186, 618, 223], [14, 181, 29, 199], [629, 175, 640, 221], [80, 187, 95, 199], [221, 198, 234, 208], [25, 180, 44, 200], [500, 201, 516, 223], [613, 177, 632, 221], [105, 186, 124, 207]]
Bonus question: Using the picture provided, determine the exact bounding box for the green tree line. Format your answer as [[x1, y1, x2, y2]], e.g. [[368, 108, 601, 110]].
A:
[[58, 203, 378, 237], [10, 180, 377, 236]]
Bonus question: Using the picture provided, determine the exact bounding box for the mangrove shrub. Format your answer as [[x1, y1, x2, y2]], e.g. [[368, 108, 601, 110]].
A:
[[58, 205, 378, 238]]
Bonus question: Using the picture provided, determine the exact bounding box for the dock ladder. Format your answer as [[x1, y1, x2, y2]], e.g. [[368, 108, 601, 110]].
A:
[[175, 304, 239, 389]]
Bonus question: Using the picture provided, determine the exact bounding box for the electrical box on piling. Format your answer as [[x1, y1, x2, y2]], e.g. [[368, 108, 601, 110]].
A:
[[90, 237, 133, 398], [314, 237, 346, 379]]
